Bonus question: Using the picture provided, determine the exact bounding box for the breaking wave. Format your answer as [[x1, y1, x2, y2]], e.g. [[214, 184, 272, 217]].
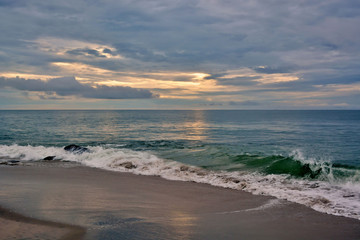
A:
[[0, 144, 359, 220]]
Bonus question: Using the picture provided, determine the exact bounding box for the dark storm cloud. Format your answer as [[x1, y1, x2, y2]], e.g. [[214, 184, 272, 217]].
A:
[[0, 76, 157, 99]]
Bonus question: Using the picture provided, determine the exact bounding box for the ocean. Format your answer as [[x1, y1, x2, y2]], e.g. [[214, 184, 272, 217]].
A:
[[0, 110, 359, 219]]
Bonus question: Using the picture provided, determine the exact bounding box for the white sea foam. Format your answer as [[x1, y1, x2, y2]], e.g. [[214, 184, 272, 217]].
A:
[[217, 199, 285, 215], [1, 144, 359, 220]]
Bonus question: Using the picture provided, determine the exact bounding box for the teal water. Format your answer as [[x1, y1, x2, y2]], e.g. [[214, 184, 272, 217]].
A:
[[0, 110, 360, 219]]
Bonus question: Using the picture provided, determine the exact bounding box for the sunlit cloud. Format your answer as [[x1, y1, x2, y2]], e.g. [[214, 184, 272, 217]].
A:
[[316, 83, 360, 93], [32, 37, 123, 59], [51, 62, 115, 80], [257, 74, 299, 84], [211, 68, 299, 85], [48, 63, 221, 98]]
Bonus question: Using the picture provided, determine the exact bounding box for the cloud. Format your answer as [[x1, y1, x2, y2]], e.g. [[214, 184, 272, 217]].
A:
[[217, 76, 261, 86], [200, 100, 261, 108], [253, 66, 292, 74], [204, 72, 261, 86], [66, 48, 107, 58], [65, 47, 122, 59], [2, 1, 359, 74], [229, 101, 260, 106], [0, 76, 157, 99], [0, 0, 360, 109]]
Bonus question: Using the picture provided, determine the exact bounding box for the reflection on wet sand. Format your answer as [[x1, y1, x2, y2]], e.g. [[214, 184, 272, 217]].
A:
[[167, 211, 197, 239]]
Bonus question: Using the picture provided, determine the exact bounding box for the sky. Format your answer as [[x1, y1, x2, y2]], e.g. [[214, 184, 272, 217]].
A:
[[0, 0, 359, 109]]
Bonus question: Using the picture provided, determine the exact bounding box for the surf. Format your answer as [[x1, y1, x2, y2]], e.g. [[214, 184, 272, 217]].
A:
[[1, 144, 359, 220]]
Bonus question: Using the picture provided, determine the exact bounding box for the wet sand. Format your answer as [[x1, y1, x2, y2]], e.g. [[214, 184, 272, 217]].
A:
[[0, 163, 359, 240], [0, 206, 85, 240]]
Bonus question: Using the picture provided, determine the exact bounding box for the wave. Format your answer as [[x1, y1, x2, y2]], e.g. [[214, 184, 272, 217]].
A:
[[208, 150, 360, 183], [0, 144, 359, 220]]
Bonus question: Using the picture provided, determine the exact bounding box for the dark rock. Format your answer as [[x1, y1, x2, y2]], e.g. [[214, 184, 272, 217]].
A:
[[180, 166, 189, 171], [8, 160, 19, 164], [240, 182, 247, 189], [64, 144, 89, 154], [43, 156, 56, 161], [4, 160, 20, 166], [8, 160, 20, 163], [309, 183, 319, 188], [120, 162, 137, 169], [319, 198, 330, 204], [196, 171, 206, 176], [343, 194, 355, 198]]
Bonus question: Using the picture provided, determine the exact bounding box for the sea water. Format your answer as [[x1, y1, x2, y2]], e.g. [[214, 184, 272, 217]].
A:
[[0, 110, 359, 219]]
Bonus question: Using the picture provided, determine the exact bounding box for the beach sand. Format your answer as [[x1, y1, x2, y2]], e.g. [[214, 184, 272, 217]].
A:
[[0, 206, 85, 240], [0, 163, 359, 240]]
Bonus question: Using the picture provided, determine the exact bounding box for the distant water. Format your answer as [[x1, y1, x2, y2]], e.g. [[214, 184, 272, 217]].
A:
[[0, 110, 360, 219]]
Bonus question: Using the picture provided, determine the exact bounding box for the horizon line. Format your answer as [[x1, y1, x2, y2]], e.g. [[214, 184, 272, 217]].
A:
[[0, 109, 359, 111]]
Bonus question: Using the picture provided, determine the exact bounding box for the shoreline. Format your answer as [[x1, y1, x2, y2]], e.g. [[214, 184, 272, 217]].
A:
[[0, 163, 359, 239]]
